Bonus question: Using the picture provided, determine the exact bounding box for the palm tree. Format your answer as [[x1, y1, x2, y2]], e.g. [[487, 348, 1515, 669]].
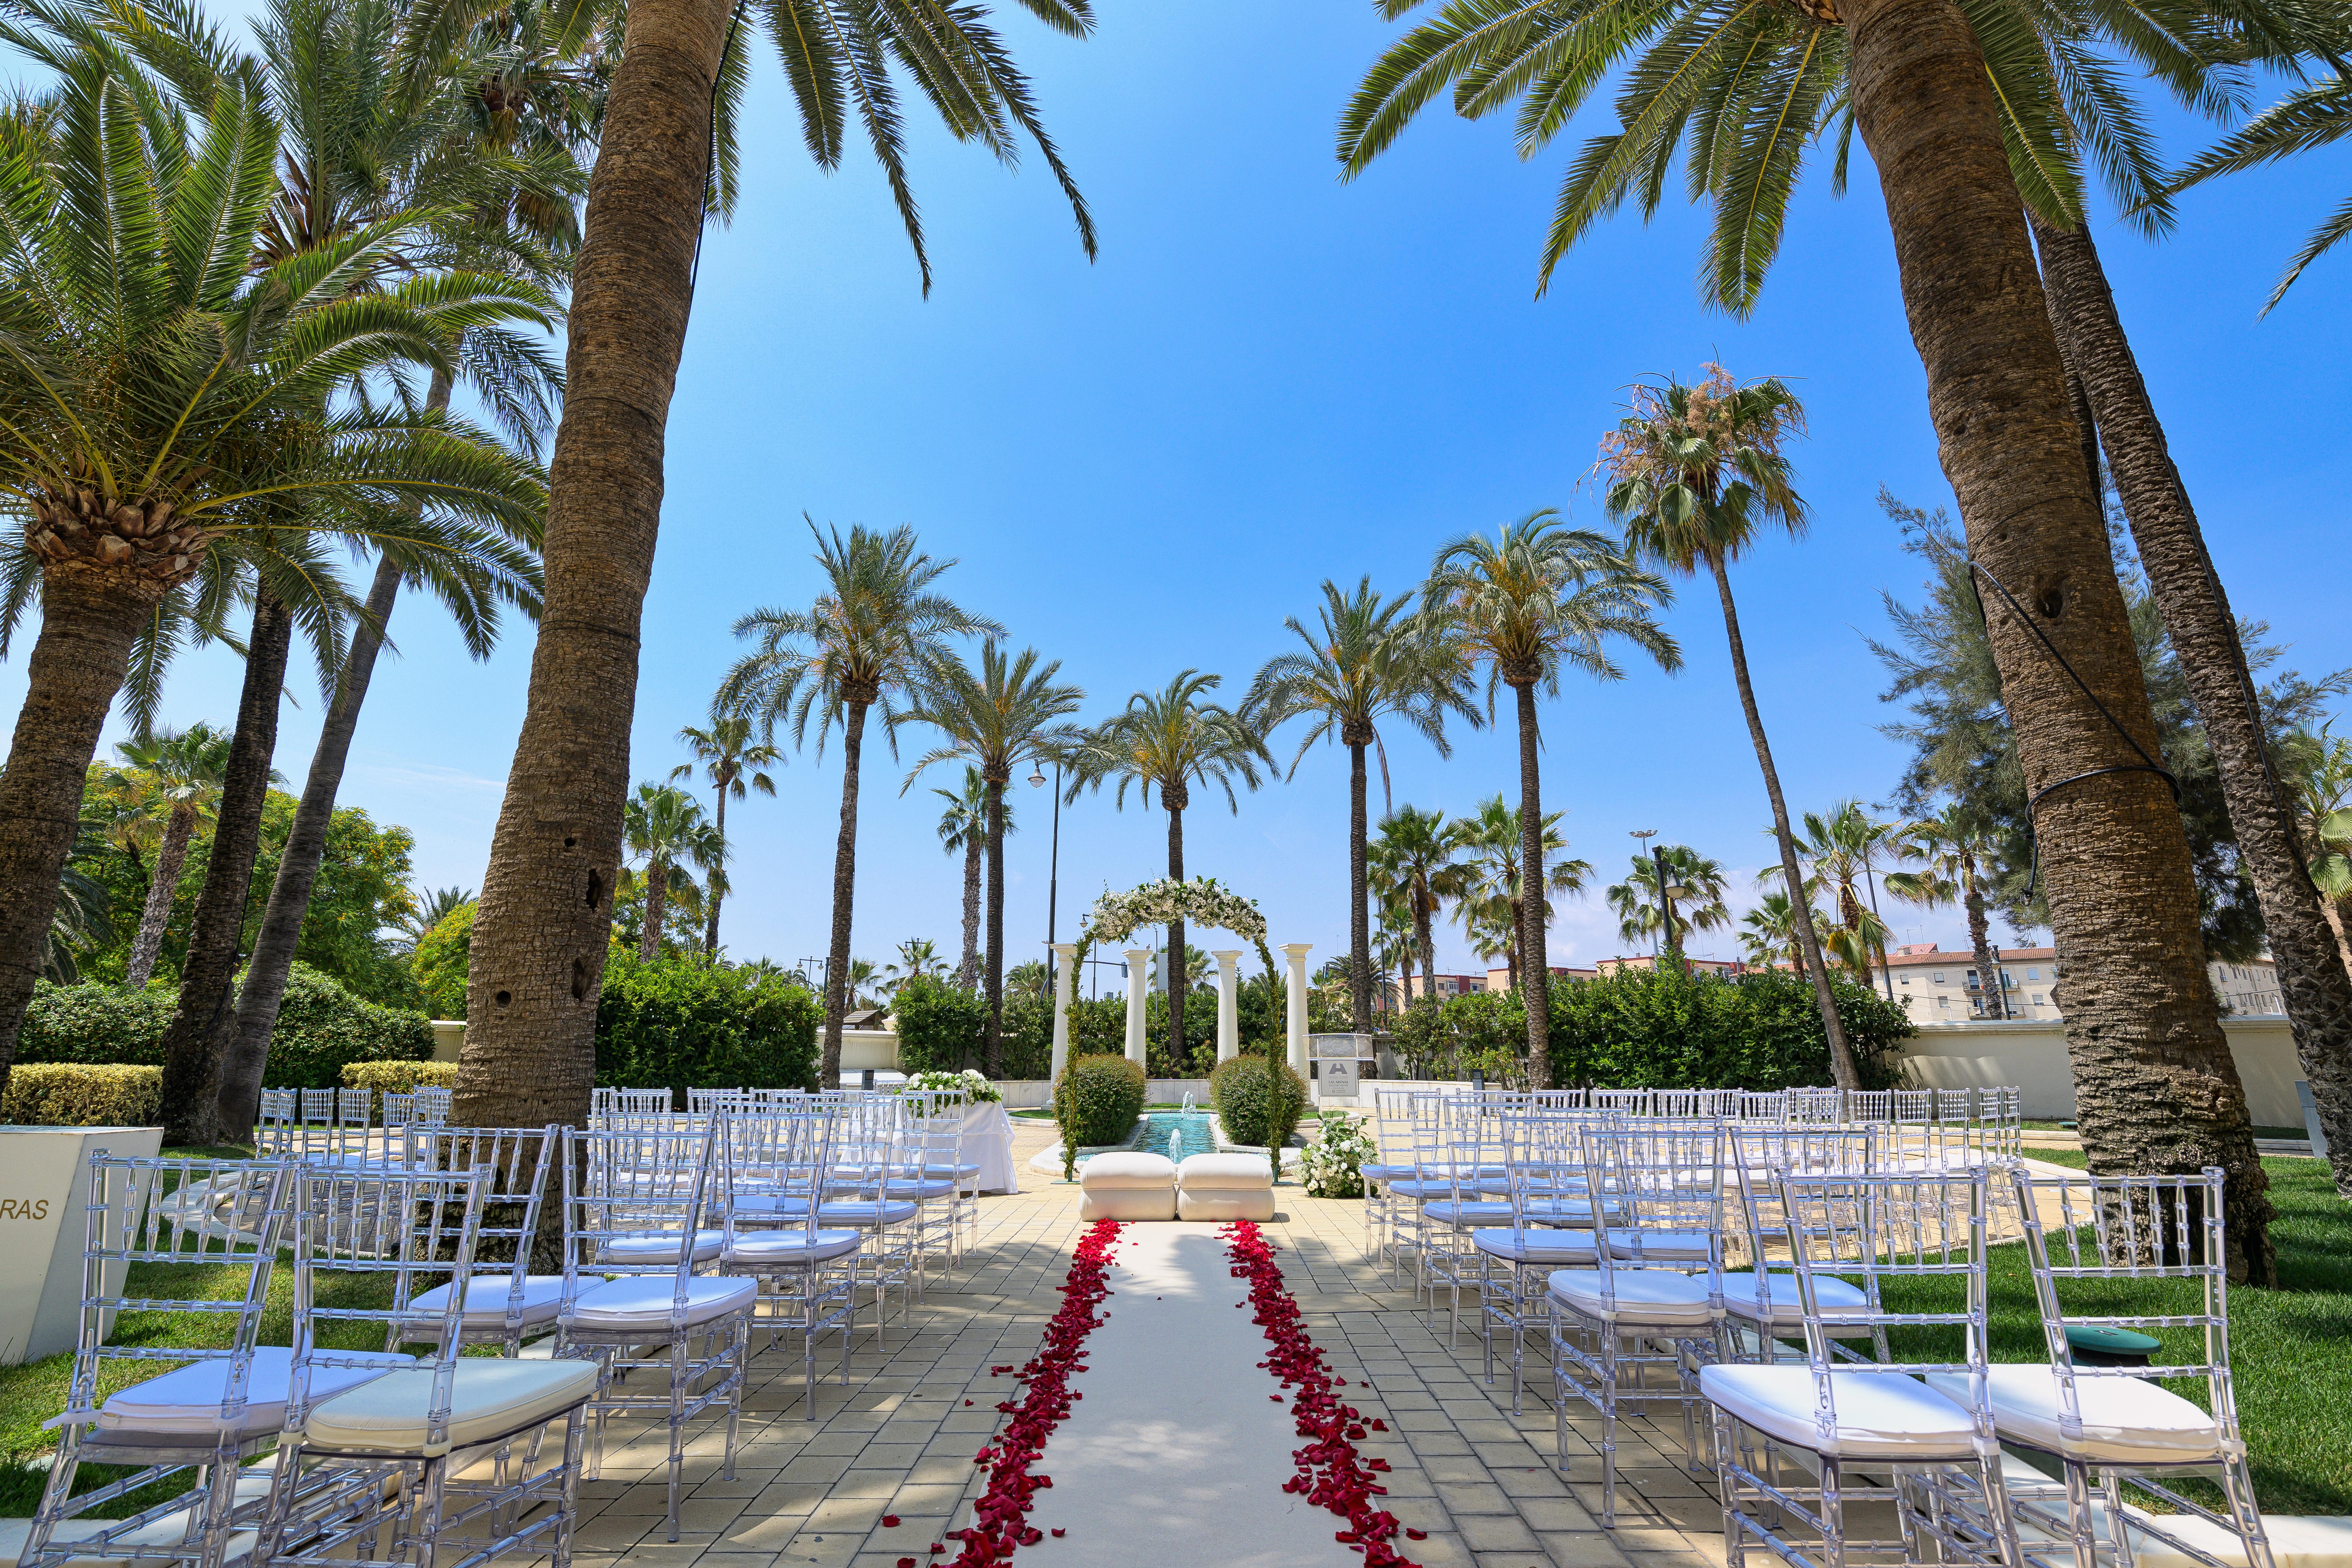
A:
[[934, 769, 995, 991], [1249, 578, 1477, 1029], [622, 783, 722, 960], [1448, 795, 1590, 995], [1374, 902, 1418, 1015], [844, 959, 881, 1013], [671, 716, 780, 954], [1063, 671, 1271, 1067], [882, 938, 946, 994], [454, 0, 1096, 1130], [2285, 724, 2352, 977], [393, 885, 478, 955], [1602, 367, 1859, 1086], [108, 725, 235, 988], [899, 644, 1084, 1075], [1423, 513, 1677, 1087], [0, 38, 549, 1111], [1787, 802, 1903, 994], [1368, 804, 1472, 1010], [1740, 891, 1829, 972], [1342, 0, 2283, 1277], [1605, 847, 1731, 957], [1888, 803, 2013, 1022], [713, 522, 997, 1087], [2168, 72, 2352, 313]]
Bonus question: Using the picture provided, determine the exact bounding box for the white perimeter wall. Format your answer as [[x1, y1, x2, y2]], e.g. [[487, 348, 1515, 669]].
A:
[[1896, 1017, 2305, 1128]]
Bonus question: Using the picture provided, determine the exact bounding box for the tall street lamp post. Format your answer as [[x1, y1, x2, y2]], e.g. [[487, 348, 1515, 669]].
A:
[[1029, 761, 1062, 995]]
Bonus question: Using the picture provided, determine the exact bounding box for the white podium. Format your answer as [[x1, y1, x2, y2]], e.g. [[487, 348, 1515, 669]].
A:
[[0, 1125, 164, 1364]]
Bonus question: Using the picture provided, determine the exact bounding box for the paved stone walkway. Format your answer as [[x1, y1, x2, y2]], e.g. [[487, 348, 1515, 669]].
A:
[[563, 1118, 1724, 1568]]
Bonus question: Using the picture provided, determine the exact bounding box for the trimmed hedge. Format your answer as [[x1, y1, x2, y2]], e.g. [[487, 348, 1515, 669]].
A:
[[892, 976, 986, 1072], [1209, 1054, 1308, 1149], [13, 965, 431, 1089], [595, 954, 821, 1097], [341, 1059, 463, 1115], [3, 1064, 162, 1127], [1053, 1054, 1144, 1149]]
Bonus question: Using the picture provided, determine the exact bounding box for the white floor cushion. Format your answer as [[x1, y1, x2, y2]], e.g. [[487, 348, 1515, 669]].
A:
[[724, 1228, 862, 1266], [407, 1274, 566, 1330], [1079, 1187, 1176, 1221], [1470, 1229, 1599, 1265], [303, 1359, 598, 1456], [1717, 1271, 1871, 1324], [1177, 1189, 1274, 1222], [1923, 1366, 2221, 1464], [566, 1275, 758, 1330], [1548, 1268, 1715, 1327], [597, 1228, 724, 1264], [1080, 1152, 1178, 1189], [1701, 1365, 1979, 1459], [98, 1348, 413, 1439], [1178, 1153, 1272, 1191]]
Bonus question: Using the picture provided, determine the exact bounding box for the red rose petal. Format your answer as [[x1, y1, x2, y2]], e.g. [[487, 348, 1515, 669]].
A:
[[881, 1516, 900, 1527], [1405, 1528, 1428, 1540], [1051, 1529, 1066, 1538], [898, 1559, 916, 1568]]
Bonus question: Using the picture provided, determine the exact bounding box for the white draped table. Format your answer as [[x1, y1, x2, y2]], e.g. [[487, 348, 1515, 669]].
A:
[[961, 1101, 1019, 1194]]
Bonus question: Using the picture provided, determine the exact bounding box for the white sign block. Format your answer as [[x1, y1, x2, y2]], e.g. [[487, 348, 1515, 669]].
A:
[[0, 1125, 164, 1365]]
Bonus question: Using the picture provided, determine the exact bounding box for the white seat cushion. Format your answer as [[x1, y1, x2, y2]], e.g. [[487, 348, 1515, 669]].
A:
[[1080, 1152, 1177, 1190], [724, 1228, 861, 1266], [1423, 1200, 1514, 1227], [303, 1359, 598, 1456], [408, 1274, 567, 1330], [1359, 1162, 1412, 1182], [921, 1163, 983, 1180], [1605, 1228, 1715, 1262], [1178, 1153, 1272, 1191], [99, 1348, 413, 1439], [1923, 1366, 2221, 1464], [1548, 1268, 1715, 1327], [1079, 1186, 1176, 1221], [597, 1228, 724, 1264], [1471, 1229, 1599, 1264], [1701, 1365, 1979, 1459], [818, 1199, 918, 1226], [566, 1275, 758, 1330], [890, 1180, 957, 1199], [1178, 1188, 1275, 1222], [1387, 1180, 1464, 1200], [1717, 1270, 1871, 1324]]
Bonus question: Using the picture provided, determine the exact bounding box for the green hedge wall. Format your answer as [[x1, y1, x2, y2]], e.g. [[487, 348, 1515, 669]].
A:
[[893, 976, 988, 1073], [594, 954, 821, 1097], [13, 966, 431, 1088]]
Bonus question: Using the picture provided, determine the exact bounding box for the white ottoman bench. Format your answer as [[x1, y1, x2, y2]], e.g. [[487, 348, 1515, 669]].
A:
[[1176, 1152, 1275, 1222], [1079, 1152, 1177, 1220]]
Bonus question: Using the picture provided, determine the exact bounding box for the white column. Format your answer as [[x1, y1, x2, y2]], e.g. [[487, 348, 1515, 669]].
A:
[[1281, 942, 1313, 1078], [1050, 943, 1078, 1083], [1213, 950, 1243, 1063], [1123, 948, 1152, 1067]]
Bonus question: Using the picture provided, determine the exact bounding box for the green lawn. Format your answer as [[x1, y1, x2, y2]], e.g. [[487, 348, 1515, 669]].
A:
[[1881, 1156, 2352, 1515]]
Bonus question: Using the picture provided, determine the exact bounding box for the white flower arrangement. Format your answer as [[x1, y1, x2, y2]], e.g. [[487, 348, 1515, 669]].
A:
[[1299, 1114, 1378, 1199], [902, 1068, 1000, 1104], [1080, 876, 1268, 945]]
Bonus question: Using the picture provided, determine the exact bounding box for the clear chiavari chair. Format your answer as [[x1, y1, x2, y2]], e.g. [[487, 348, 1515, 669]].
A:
[[557, 1118, 754, 1540], [414, 1087, 452, 1125], [1359, 1086, 1430, 1267], [1931, 1166, 2273, 1568], [1592, 1088, 1652, 1115], [379, 1092, 418, 1129], [718, 1107, 863, 1412], [1785, 1086, 1845, 1125], [258, 1089, 298, 1152], [1474, 1110, 1606, 1411], [1698, 1164, 2022, 1568], [300, 1087, 336, 1127], [256, 1160, 595, 1568], [590, 1086, 674, 1118], [899, 1089, 971, 1271], [1420, 1095, 1517, 1328], [1847, 1089, 1895, 1124], [819, 1094, 924, 1335], [1737, 1090, 1787, 1122], [1716, 1129, 1882, 1365], [394, 1125, 564, 1356], [1545, 1118, 1727, 1525], [1653, 1089, 1710, 1118]]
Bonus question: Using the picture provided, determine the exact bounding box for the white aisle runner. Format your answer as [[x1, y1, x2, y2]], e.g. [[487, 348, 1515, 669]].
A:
[[1011, 1225, 1357, 1567]]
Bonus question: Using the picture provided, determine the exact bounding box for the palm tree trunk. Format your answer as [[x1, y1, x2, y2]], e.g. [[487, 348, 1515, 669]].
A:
[[452, 0, 737, 1131], [983, 772, 1006, 1077], [1965, 882, 2005, 1022], [1710, 554, 1858, 1085], [1415, 892, 1437, 1012], [958, 828, 982, 990], [0, 567, 153, 1079], [2032, 212, 2352, 1197], [1843, 0, 2273, 1278], [1510, 680, 1553, 1090], [1347, 738, 1371, 1030], [158, 590, 293, 1145], [215, 551, 405, 1138], [820, 695, 872, 1087], [639, 853, 670, 960], [125, 810, 198, 990], [1166, 802, 1186, 1071], [2320, 895, 2352, 981], [704, 785, 728, 955]]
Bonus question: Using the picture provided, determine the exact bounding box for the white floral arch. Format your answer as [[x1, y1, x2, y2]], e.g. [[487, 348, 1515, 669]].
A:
[[1079, 877, 1266, 945]]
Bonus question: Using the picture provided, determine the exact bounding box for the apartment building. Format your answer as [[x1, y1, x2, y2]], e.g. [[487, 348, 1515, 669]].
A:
[[1593, 954, 1752, 979], [1868, 942, 2281, 1021]]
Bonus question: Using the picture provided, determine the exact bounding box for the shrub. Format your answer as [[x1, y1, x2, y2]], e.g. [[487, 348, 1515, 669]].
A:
[[1054, 1054, 1144, 1150], [2, 1064, 162, 1127], [595, 954, 821, 1097], [341, 1059, 463, 1116], [1210, 1054, 1307, 1149], [410, 901, 475, 1019], [892, 976, 987, 1072], [13, 966, 430, 1089]]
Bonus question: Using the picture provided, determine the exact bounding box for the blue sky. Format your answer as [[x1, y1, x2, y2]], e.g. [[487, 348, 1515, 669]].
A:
[[7, 1, 2347, 994]]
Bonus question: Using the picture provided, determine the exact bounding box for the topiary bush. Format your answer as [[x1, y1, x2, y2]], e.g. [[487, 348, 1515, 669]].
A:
[[1053, 1054, 1145, 1150], [1210, 1053, 1307, 1149], [595, 953, 821, 1097], [2, 1064, 163, 1126], [892, 975, 988, 1072]]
